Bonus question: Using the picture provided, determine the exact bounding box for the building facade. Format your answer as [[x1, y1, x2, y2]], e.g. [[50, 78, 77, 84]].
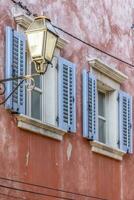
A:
[[0, 0, 134, 199]]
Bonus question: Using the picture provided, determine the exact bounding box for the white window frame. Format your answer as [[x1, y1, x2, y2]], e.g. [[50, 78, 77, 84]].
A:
[[88, 58, 128, 160], [15, 14, 69, 141]]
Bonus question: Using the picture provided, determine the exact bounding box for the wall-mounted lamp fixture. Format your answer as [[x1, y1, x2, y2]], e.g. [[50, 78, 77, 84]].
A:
[[0, 16, 59, 105], [26, 16, 59, 74]]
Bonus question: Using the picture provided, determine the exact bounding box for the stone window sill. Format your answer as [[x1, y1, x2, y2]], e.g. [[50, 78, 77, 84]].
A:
[[16, 114, 67, 141], [90, 140, 126, 161]]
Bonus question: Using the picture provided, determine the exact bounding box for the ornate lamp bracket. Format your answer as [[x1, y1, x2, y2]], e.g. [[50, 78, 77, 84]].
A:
[[0, 73, 40, 105]]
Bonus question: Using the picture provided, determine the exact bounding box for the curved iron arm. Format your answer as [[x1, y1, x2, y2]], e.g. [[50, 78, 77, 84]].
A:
[[0, 74, 40, 105]]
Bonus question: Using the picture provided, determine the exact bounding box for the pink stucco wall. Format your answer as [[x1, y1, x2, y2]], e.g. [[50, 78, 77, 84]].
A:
[[0, 0, 134, 199]]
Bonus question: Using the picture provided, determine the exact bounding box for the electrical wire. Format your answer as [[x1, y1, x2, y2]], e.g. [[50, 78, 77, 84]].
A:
[[0, 183, 75, 200], [0, 176, 108, 200], [0, 191, 27, 200], [10, 0, 134, 69], [53, 25, 134, 68]]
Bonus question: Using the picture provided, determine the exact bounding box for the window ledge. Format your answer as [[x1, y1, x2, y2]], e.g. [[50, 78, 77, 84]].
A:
[[16, 114, 67, 141], [90, 140, 126, 161]]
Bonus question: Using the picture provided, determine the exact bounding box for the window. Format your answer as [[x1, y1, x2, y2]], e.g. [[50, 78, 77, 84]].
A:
[[82, 59, 132, 160], [5, 26, 76, 140]]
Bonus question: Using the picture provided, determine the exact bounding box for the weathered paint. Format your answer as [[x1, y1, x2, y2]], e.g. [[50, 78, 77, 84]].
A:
[[0, 0, 134, 199]]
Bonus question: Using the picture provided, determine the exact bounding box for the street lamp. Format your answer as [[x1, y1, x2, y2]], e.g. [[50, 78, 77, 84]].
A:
[[26, 16, 59, 74]]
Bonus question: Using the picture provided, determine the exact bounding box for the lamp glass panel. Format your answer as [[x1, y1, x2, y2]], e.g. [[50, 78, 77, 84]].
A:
[[27, 31, 44, 58], [45, 31, 57, 62]]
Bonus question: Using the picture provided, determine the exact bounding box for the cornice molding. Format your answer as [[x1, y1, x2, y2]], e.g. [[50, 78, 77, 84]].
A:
[[14, 14, 33, 29], [87, 58, 128, 84], [57, 37, 69, 49], [14, 14, 68, 49]]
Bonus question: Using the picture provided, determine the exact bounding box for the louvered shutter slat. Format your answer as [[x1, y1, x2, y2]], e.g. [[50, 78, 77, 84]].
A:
[[82, 70, 97, 140], [12, 32, 19, 111], [5, 27, 25, 114], [17, 31, 26, 114], [58, 57, 76, 133], [119, 91, 132, 153], [88, 73, 97, 139]]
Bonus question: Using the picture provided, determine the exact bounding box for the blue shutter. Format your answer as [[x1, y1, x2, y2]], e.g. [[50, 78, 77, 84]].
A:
[[119, 91, 132, 153], [58, 57, 76, 132], [82, 70, 88, 138], [82, 70, 97, 140], [5, 26, 26, 114], [5, 27, 12, 110]]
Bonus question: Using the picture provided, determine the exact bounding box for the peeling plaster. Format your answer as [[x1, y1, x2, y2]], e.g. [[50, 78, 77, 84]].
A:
[[67, 142, 72, 161], [25, 151, 30, 167]]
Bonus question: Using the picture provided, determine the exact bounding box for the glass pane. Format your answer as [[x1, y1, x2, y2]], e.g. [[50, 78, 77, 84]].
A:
[[98, 118, 106, 143], [31, 62, 41, 88], [98, 91, 105, 117], [27, 31, 44, 58], [45, 31, 57, 61], [31, 90, 42, 120]]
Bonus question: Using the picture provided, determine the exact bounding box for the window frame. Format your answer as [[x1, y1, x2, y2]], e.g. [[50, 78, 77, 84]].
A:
[[26, 49, 58, 126], [89, 62, 122, 149], [87, 58, 128, 160], [15, 14, 70, 141]]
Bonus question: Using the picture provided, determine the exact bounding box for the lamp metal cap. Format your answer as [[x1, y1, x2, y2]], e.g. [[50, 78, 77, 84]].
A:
[[35, 16, 51, 22]]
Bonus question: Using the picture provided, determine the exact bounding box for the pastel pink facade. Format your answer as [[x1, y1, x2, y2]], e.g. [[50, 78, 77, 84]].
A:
[[0, 0, 134, 199]]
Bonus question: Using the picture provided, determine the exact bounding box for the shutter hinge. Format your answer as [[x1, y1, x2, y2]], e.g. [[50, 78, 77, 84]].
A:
[[117, 95, 119, 101], [55, 63, 58, 70], [12, 68, 15, 77], [129, 123, 132, 129], [68, 126, 71, 133], [88, 134, 94, 141], [56, 116, 59, 123], [117, 140, 120, 145]]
